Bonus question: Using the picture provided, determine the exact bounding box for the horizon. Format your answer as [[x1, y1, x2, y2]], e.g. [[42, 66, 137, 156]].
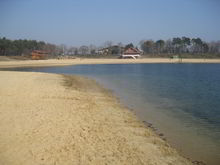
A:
[[1, 0, 220, 47]]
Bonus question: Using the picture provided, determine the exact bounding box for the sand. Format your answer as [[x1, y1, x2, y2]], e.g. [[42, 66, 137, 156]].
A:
[[0, 71, 193, 165], [0, 57, 220, 69]]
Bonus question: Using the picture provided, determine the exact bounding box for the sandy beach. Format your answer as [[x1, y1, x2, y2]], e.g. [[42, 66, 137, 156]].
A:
[[0, 71, 193, 165], [0, 57, 220, 69]]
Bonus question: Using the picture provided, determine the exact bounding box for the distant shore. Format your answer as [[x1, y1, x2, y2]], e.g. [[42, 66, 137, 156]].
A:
[[0, 57, 220, 69], [0, 71, 193, 165]]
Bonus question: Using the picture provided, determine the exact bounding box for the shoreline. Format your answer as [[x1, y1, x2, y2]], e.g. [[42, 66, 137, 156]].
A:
[[0, 71, 193, 165], [0, 58, 220, 69]]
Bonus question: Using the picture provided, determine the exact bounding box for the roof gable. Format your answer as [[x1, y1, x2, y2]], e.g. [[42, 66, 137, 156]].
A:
[[123, 47, 140, 55]]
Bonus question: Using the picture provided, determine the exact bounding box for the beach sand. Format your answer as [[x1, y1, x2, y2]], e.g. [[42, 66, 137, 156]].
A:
[[0, 71, 192, 165], [0, 57, 220, 69]]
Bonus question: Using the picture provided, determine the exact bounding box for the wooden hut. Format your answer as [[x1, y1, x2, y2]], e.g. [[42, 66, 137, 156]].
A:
[[31, 50, 48, 60]]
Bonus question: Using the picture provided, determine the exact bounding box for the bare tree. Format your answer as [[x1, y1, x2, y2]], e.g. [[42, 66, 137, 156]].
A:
[[117, 42, 123, 47], [79, 45, 89, 55], [140, 40, 155, 54], [68, 46, 78, 55], [89, 44, 97, 55], [103, 41, 113, 48], [208, 41, 220, 54], [60, 44, 67, 55], [164, 39, 174, 54]]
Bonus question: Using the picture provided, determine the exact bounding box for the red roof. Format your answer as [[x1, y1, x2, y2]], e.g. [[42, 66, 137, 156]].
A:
[[123, 47, 140, 55], [32, 50, 48, 54], [31, 50, 48, 60]]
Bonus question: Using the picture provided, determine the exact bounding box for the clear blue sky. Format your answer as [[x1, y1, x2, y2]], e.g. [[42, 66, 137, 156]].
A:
[[0, 0, 220, 46]]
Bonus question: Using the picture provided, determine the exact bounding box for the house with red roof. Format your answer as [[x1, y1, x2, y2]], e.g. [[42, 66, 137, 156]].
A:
[[31, 50, 48, 60], [121, 47, 141, 59]]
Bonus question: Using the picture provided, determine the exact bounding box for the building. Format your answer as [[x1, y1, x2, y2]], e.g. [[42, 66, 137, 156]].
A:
[[97, 47, 110, 55], [98, 46, 124, 55], [121, 47, 141, 59], [31, 50, 48, 60]]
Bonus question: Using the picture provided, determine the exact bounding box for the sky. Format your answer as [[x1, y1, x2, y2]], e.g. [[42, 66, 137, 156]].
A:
[[0, 0, 220, 46]]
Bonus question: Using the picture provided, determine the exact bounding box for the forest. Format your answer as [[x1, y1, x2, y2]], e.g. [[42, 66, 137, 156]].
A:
[[0, 37, 220, 58]]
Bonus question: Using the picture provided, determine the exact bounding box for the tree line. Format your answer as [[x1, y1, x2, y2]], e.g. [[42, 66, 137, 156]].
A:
[[1, 36, 220, 58], [139, 37, 220, 57], [0, 37, 62, 56]]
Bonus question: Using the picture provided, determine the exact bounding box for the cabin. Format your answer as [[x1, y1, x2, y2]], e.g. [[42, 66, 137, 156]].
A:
[[31, 50, 48, 60], [121, 47, 141, 59]]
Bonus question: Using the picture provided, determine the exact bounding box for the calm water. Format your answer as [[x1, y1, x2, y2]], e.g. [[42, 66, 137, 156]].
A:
[[8, 64, 220, 165]]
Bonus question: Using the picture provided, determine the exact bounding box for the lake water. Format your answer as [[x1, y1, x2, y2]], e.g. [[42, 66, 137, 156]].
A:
[[8, 63, 220, 165]]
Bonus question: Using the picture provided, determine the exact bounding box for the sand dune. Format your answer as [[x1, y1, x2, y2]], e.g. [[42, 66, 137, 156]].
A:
[[0, 71, 192, 165]]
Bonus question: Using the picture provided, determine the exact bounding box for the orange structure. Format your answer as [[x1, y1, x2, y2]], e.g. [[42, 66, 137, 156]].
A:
[[31, 50, 48, 60]]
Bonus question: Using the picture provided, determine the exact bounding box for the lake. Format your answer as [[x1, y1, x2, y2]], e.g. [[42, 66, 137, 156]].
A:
[[8, 63, 220, 165]]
